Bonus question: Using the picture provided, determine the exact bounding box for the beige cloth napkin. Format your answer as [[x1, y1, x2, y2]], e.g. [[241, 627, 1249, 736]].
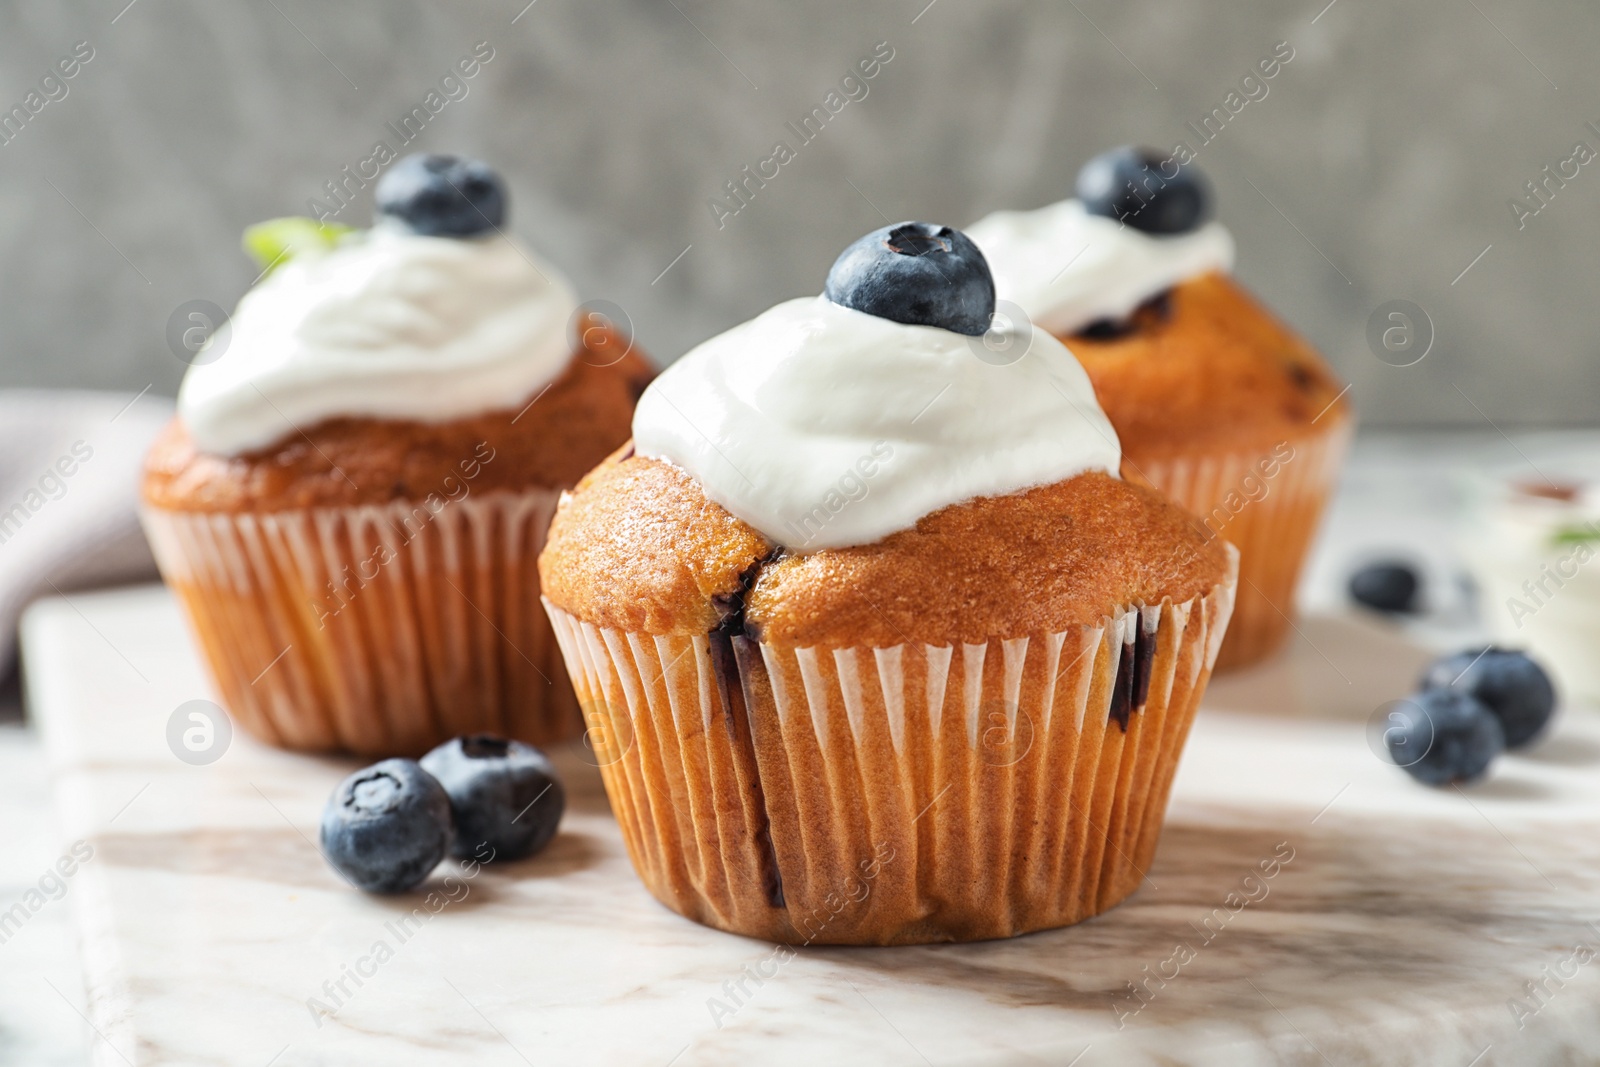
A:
[[0, 389, 173, 678]]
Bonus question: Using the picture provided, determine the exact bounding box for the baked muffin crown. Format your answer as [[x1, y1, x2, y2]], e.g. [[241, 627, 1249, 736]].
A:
[[539, 450, 1231, 648], [1067, 272, 1348, 459], [538, 447, 774, 636]]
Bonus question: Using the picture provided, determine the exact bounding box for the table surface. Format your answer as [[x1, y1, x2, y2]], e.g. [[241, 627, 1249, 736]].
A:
[[24, 431, 1600, 1067]]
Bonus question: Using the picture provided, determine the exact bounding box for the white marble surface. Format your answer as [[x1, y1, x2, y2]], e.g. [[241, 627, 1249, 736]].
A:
[[0, 708, 90, 1067], [22, 431, 1600, 1066]]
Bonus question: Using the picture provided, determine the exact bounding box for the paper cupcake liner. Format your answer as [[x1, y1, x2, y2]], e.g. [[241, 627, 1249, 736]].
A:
[[1133, 416, 1351, 671], [541, 551, 1236, 946], [142, 489, 579, 756]]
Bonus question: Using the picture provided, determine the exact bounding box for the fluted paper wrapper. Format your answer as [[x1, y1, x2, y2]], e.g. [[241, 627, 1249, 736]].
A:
[[542, 554, 1236, 946], [142, 489, 579, 756], [1135, 417, 1350, 671]]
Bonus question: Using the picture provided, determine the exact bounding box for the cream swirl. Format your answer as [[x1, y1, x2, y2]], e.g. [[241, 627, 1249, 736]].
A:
[[632, 295, 1120, 550], [966, 198, 1234, 336], [178, 225, 578, 455]]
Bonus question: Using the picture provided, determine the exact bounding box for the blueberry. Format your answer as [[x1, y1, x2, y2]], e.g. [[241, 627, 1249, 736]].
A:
[[1349, 560, 1421, 614], [1384, 688, 1505, 786], [420, 735, 565, 862], [1076, 146, 1210, 235], [375, 153, 507, 237], [1077, 290, 1173, 340], [320, 759, 454, 893], [824, 222, 995, 336], [1420, 648, 1556, 749]]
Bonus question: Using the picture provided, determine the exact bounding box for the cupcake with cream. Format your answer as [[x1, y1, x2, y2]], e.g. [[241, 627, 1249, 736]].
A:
[[538, 222, 1237, 944], [142, 153, 653, 755], [968, 147, 1352, 670]]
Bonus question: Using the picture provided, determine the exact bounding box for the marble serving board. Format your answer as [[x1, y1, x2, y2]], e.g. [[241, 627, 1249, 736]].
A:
[[25, 582, 1600, 1067]]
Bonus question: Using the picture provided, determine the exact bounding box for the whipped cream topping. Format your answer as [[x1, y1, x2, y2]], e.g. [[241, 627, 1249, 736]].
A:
[[966, 198, 1234, 336], [632, 295, 1121, 551], [179, 225, 578, 455]]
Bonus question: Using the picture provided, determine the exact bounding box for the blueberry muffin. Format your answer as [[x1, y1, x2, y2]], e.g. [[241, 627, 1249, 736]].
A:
[[969, 147, 1351, 669], [142, 154, 653, 755], [539, 223, 1237, 944]]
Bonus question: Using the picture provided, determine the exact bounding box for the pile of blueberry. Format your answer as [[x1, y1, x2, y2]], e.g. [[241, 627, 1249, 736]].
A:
[[1384, 648, 1556, 786], [320, 734, 564, 893]]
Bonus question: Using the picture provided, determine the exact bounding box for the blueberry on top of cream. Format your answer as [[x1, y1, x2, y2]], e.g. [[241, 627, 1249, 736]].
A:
[[823, 221, 995, 336], [966, 151, 1234, 338], [376, 152, 507, 237], [1076, 145, 1210, 235]]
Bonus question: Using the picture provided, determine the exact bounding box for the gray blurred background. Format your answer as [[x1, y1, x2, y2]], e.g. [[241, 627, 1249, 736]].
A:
[[0, 0, 1595, 426]]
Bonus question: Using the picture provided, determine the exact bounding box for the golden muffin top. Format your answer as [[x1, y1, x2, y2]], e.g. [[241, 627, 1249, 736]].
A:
[[1063, 272, 1349, 459], [539, 449, 1232, 647]]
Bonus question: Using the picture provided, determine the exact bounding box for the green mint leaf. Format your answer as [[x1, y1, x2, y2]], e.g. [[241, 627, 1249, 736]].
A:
[[242, 217, 354, 277], [1552, 525, 1600, 547]]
